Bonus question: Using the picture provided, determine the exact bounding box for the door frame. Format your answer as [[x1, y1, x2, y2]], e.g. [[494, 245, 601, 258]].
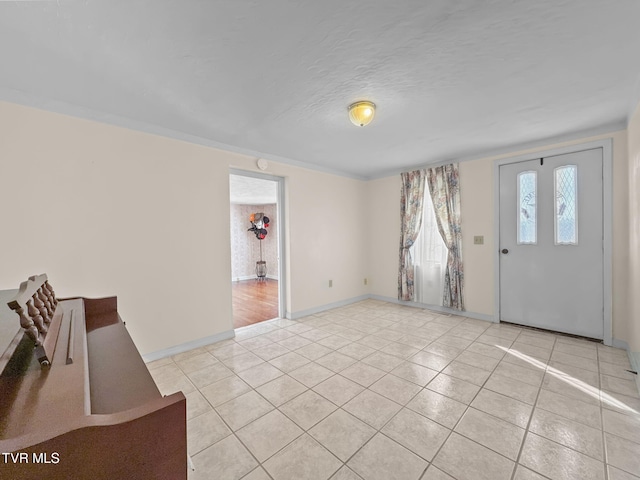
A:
[[492, 138, 613, 346], [230, 168, 287, 320]]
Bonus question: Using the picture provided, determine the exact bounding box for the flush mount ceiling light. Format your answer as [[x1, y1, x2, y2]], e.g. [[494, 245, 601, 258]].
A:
[[348, 101, 376, 127]]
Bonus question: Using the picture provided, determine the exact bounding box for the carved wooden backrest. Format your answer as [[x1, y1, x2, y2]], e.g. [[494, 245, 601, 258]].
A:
[[7, 274, 58, 366]]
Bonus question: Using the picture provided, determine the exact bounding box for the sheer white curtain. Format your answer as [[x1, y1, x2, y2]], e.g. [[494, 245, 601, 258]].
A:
[[410, 187, 448, 305]]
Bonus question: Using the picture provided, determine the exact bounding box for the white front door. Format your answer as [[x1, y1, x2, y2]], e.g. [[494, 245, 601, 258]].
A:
[[499, 148, 604, 339]]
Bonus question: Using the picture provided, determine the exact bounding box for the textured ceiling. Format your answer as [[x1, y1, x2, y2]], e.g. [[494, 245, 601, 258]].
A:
[[1, 1, 639, 179], [229, 174, 277, 205]]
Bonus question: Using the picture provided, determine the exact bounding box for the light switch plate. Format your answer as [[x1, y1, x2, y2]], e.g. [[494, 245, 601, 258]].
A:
[[474, 235, 484, 245]]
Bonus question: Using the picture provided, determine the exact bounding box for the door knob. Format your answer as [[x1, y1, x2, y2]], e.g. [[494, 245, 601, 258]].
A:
[[501, 249, 509, 254]]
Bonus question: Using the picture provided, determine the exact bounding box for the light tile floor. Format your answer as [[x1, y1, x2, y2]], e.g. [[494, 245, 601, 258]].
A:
[[146, 299, 640, 480]]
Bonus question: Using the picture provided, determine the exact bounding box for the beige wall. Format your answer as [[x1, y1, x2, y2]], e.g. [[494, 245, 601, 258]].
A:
[[627, 102, 640, 352], [367, 176, 401, 298], [2, 98, 634, 354], [459, 159, 495, 316], [0, 101, 368, 355], [367, 130, 630, 343]]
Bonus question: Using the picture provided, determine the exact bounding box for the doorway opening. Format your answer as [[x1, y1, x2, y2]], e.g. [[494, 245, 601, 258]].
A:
[[229, 170, 285, 329]]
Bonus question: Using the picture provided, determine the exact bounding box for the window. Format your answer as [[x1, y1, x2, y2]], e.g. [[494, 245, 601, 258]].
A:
[[555, 165, 578, 245], [411, 189, 448, 305], [517, 171, 537, 244]]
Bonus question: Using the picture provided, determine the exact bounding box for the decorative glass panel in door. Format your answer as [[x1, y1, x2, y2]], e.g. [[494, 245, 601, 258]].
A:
[[555, 165, 578, 245], [517, 171, 536, 245]]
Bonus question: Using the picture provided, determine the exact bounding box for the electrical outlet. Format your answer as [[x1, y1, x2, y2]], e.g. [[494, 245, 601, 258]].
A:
[[329, 280, 333, 287], [364, 278, 368, 285], [473, 235, 484, 245]]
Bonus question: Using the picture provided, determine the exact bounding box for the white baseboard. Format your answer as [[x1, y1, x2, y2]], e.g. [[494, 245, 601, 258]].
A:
[[287, 294, 493, 323], [628, 350, 640, 394], [288, 295, 370, 320], [629, 350, 640, 371], [369, 294, 495, 323], [232, 275, 279, 282], [605, 339, 639, 395], [142, 329, 235, 363], [612, 338, 629, 350]]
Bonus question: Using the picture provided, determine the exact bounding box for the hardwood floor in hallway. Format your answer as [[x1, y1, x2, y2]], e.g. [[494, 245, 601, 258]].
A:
[[232, 278, 279, 328]]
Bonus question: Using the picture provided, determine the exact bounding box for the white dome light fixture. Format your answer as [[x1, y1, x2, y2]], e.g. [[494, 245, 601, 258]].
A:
[[348, 101, 376, 127]]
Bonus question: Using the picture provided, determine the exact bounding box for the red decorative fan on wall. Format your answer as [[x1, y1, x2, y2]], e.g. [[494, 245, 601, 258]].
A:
[[248, 212, 270, 239]]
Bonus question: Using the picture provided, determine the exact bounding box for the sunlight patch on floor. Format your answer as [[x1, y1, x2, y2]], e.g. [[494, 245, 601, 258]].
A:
[[498, 345, 639, 415]]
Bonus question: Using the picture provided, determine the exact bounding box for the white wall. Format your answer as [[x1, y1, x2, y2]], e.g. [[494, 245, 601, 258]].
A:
[[367, 130, 630, 343], [627, 102, 640, 353], [0, 101, 369, 355]]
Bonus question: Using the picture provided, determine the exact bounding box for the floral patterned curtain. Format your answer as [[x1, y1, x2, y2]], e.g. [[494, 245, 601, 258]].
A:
[[398, 170, 426, 301], [426, 164, 464, 310]]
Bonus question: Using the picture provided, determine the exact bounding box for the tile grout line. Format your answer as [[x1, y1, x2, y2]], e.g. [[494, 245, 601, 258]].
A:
[[285, 307, 436, 479], [509, 333, 558, 480], [185, 341, 290, 478], [425, 325, 527, 480], [265, 311, 472, 478], [355, 321, 518, 478], [215, 368, 336, 479], [170, 302, 632, 480], [209, 324, 396, 480], [598, 345, 610, 480], [224, 313, 499, 478]]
